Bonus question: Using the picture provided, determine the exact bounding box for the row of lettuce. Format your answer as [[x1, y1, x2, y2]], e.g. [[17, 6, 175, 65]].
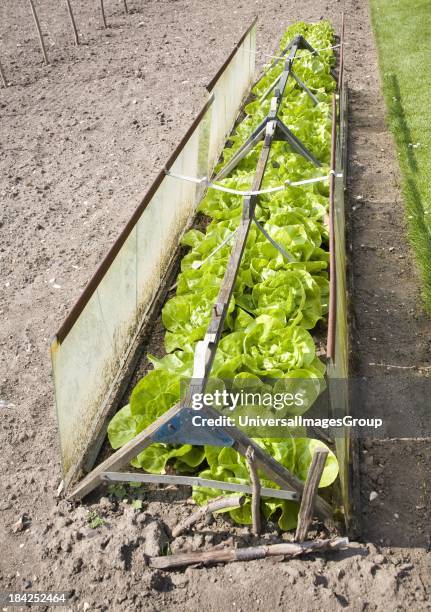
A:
[[108, 21, 338, 530]]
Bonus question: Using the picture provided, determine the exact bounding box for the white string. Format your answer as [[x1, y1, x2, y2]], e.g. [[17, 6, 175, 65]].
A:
[[166, 170, 342, 197], [169, 228, 238, 290], [249, 43, 343, 63], [191, 228, 238, 269]]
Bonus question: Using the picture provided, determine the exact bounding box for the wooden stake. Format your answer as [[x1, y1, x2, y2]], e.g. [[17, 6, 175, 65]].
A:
[[246, 446, 261, 535], [123, 0, 129, 14], [172, 495, 245, 538], [0, 59, 7, 88], [28, 0, 49, 65], [100, 0, 107, 28], [65, 0, 79, 45], [149, 537, 349, 570], [295, 448, 329, 542]]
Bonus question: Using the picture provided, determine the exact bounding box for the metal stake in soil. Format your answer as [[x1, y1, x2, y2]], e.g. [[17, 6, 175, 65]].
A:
[[100, 0, 107, 28], [0, 58, 7, 88], [123, 0, 129, 14], [28, 0, 49, 64], [65, 0, 79, 45]]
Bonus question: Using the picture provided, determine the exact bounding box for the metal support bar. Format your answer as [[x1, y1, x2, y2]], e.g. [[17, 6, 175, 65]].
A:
[[259, 72, 282, 102], [101, 471, 299, 501], [297, 35, 319, 55], [215, 36, 322, 180], [326, 95, 337, 360], [275, 118, 322, 167], [214, 119, 267, 181], [291, 69, 319, 105], [338, 12, 345, 93], [70, 398, 332, 518], [253, 215, 296, 262], [259, 38, 295, 78]]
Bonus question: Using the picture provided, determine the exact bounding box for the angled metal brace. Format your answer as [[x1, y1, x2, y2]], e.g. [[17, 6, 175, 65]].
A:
[[217, 35, 322, 179], [259, 72, 282, 102], [296, 34, 319, 55], [253, 215, 296, 262], [274, 118, 322, 167], [260, 69, 319, 106], [101, 472, 300, 502], [260, 37, 295, 77], [291, 70, 319, 105], [264, 34, 316, 76], [214, 119, 267, 181]]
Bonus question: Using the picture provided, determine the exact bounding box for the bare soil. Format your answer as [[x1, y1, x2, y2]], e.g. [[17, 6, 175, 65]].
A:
[[0, 0, 430, 610]]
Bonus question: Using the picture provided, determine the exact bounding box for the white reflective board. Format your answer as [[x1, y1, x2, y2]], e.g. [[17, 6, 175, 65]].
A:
[[51, 22, 257, 485]]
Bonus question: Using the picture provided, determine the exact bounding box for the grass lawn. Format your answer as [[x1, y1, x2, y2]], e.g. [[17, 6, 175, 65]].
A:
[[370, 0, 431, 310]]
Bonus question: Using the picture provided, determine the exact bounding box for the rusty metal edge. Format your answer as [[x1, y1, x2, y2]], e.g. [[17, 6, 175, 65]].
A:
[[326, 93, 337, 361], [206, 16, 258, 93], [326, 14, 345, 361], [338, 11, 345, 95], [54, 94, 214, 345]]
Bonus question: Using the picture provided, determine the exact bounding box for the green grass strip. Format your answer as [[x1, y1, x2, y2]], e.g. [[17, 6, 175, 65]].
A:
[[370, 0, 431, 311]]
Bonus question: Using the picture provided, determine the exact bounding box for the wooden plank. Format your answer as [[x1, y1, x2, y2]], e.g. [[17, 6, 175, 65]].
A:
[[100, 472, 299, 501], [295, 448, 329, 542]]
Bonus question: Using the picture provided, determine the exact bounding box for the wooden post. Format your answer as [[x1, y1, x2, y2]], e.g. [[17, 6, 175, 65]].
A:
[[65, 0, 79, 45], [172, 495, 245, 538], [28, 0, 49, 65], [246, 446, 261, 535], [295, 448, 329, 542], [0, 59, 7, 88], [123, 0, 129, 14], [100, 0, 107, 28]]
